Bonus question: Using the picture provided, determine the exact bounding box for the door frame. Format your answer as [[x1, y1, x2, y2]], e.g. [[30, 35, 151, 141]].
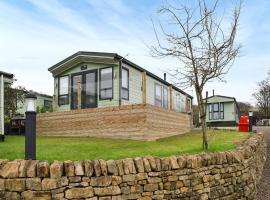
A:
[[70, 69, 98, 110]]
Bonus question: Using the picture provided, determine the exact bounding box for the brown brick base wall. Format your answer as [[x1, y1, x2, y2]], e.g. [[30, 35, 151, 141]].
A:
[[36, 104, 192, 140]]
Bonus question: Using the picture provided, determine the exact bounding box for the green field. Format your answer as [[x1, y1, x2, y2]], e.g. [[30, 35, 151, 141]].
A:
[[0, 130, 250, 162]]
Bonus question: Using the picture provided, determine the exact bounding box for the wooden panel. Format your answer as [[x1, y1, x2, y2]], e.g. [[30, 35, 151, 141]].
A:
[[37, 104, 192, 140]]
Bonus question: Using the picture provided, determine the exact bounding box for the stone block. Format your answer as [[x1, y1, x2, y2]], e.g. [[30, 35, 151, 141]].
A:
[[65, 187, 94, 199], [84, 160, 94, 177], [123, 158, 136, 174], [90, 176, 112, 187], [64, 160, 75, 177], [5, 178, 25, 192], [74, 161, 84, 176], [26, 160, 38, 178], [94, 186, 121, 196], [37, 161, 50, 178], [0, 161, 20, 178], [22, 190, 51, 200], [94, 160, 101, 177], [134, 157, 144, 173], [50, 161, 63, 178], [107, 160, 118, 175], [26, 178, 42, 190]]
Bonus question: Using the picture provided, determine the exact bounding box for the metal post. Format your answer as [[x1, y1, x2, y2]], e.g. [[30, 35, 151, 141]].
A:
[[249, 116, 253, 132], [249, 111, 253, 132], [0, 74, 4, 142], [25, 111, 36, 160]]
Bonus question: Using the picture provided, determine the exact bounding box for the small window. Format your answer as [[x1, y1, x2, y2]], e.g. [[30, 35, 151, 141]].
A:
[[220, 102, 224, 119], [155, 83, 162, 107], [209, 104, 212, 120], [174, 93, 181, 111], [163, 87, 168, 109], [121, 67, 129, 100], [58, 76, 69, 105], [100, 67, 113, 100], [44, 100, 52, 110]]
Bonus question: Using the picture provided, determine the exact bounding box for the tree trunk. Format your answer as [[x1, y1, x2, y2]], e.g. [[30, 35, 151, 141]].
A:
[[195, 87, 208, 150]]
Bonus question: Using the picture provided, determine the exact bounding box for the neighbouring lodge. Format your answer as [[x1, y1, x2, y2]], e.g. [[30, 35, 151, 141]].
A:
[[206, 94, 239, 127], [0, 71, 14, 139], [37, 51, 193, 140]]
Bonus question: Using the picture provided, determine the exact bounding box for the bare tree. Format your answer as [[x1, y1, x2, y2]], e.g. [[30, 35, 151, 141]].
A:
[[150, 0, 241, 149], [253, 71, 270, 118], [238, 102, 253, 116]]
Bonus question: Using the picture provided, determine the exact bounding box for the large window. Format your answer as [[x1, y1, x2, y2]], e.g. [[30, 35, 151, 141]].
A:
[[155, 83, 169, 108], [155, 83, 162, 107], [208, 102, 224, 120], [163, 87, 168, 109], [121, 67, 129, 100], [99, 67, 113, 100], [58, 76, 69, 105]]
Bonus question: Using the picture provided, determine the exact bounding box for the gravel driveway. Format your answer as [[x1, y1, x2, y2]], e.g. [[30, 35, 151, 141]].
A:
[[255, 126, 270, 200]]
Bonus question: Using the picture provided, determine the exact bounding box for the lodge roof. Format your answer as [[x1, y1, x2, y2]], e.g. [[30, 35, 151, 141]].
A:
[[0, 71, 14, 79]]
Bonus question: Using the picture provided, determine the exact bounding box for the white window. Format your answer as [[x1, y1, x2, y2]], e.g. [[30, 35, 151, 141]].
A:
[[58, 76, 69, 105], [100, 67, 113, 100], [121, 67, 129, 100]]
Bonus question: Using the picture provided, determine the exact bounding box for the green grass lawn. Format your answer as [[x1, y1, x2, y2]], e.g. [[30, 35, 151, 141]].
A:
[[0, 130, 250, 162]]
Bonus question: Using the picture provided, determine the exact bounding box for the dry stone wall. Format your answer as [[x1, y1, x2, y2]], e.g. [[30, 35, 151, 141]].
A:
[[0, 133, 266, 200], [36, 104, 192, 141]]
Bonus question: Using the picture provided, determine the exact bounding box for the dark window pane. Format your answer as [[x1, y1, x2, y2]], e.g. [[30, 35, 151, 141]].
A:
[[213, 103, 219, 111], [122, 68, 128, 89], [213, 112, 219, 120], [220, 103, 224, 111], [72, 75, 82, 109], [59, 95, 69, 105], [44, 100, 52, 109], [59, 76, 69, 95], [163, 87, 168, 108], [155, 83, 162, 107], [100, 89, 112, 99], [100, 68, 112, 89], [122, 88, 128, 100]]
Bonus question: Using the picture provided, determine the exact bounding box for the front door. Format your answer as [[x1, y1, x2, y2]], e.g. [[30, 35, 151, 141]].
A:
[[71, 70, 97, 109]]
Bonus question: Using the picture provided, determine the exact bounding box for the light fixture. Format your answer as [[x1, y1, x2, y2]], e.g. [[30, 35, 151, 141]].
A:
[[25, 93, 37, 112]]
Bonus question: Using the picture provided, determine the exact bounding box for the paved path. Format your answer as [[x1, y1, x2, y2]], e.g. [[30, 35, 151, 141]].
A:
[[255, 126, 270, 200]]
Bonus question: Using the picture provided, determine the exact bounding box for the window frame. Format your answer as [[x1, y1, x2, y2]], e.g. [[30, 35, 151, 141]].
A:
[[99, 66, 114, 100], [154, 83, 163, 107], [58, 75, 70, 106], [121, 67, 129, 100]]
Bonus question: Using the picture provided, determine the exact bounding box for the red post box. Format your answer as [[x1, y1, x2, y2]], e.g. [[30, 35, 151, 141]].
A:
[[238, 116, 249, 132]]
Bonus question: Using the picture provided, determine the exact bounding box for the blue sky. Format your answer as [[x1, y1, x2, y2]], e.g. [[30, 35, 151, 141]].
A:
[[0, 0, 269, 105]]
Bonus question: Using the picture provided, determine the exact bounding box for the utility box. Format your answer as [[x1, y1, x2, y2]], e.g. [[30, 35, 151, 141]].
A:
[[239, 116, 249, 132]]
